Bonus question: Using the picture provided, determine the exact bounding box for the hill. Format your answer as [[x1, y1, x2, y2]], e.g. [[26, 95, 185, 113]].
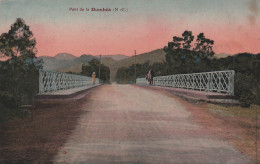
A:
[[38, 56, 72, 70], [38, 53, 96, 71], [56, 54, 98, 72], [40, 49, 166, 81], [102, 49, 166, 81], [100, 54, 129, 61], [54, 53, 76, 60], [213, 53, 232, 58]]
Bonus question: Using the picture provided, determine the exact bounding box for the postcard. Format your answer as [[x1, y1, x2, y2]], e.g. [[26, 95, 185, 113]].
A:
[[0, 0, 259, 163]]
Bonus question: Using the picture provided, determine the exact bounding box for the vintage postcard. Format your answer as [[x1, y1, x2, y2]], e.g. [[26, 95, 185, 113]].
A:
[[0, 0, 259, 163]]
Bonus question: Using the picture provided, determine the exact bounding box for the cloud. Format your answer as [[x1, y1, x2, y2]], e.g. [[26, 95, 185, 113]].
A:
[[248, 0, 258, 26]]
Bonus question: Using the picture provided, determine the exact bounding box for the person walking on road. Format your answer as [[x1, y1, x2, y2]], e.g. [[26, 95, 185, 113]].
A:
[[92, 72, 96, 85]]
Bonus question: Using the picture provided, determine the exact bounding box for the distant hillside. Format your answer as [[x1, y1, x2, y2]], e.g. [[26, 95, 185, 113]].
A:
[[57, 54, 97, 72], [101, 54, 129, 61], [102, 49, 166, 81], [38, 56, 72, 70], [54, 53, 76, 60], [38, 53, 96, 71], [40, 49, 166, 81]]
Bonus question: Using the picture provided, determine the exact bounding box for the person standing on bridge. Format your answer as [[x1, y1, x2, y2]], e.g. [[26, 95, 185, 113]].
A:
[[92, 72, 96, 85], [146, 69, 155, 85]]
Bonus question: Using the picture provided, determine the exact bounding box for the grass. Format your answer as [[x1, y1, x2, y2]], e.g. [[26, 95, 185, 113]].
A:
[[207, 104, 260, 163], [209, 104, 260, 118]]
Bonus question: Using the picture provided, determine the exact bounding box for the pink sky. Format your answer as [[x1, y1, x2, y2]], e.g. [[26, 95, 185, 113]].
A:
[[0, 0, 260, 57], [31, 20, 260, 57]]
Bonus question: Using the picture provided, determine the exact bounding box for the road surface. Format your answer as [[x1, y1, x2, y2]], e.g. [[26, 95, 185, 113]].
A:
[[54, 84, 251, 163]]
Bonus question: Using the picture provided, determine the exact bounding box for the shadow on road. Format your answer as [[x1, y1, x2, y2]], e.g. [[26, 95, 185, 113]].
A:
[[0, 89, 96, 163]]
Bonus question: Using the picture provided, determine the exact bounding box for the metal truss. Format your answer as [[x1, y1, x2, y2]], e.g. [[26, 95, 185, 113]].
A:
[[39, 70, 99, 94], [136, 70, 235, 95]]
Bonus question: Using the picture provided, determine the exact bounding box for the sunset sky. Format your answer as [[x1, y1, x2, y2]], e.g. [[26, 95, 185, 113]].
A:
[[0, 0, 259, 57]]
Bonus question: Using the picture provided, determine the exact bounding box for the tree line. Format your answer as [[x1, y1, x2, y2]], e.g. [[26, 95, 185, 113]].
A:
[[66, 59, 111, 83], [81, 59, 110, 83], [115, 30, 260, 106]]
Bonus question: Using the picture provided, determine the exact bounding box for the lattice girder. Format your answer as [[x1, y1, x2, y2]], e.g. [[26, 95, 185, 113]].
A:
[[136, 70, 235, 95], [39, 70, 99, 94]]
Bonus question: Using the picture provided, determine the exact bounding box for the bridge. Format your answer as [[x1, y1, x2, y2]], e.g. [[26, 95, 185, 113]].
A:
[[33, 70, 251, 163]]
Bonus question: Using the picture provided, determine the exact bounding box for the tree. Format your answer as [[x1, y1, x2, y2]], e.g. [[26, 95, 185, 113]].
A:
[[167, 31, 194, 50], [172, 36, 183, 49], [168, 36, 183, 50], [81, 59, 110, 82], [182, 30, 194, 50], [0, 18, 37, 61], [0, 18, 41, 122], [194, 32, 214, 57]]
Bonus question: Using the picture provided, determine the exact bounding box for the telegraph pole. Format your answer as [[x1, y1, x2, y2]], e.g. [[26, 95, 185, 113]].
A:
[[254, 60, 260, 163], [134, 50, 136, 84], [99, 55, 101, 79]]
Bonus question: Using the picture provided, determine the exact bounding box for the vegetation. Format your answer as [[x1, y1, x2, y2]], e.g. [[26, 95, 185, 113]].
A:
[[115, 30, 260, 106], [0, 18, 112, 124], [115, 61, 166, 84], [0, 18, 42, 123], [81, 59, 110, 83], [206, 103, 260, 161]]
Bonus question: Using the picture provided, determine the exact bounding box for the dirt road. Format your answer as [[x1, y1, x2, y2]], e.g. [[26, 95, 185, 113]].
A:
[[54, 84, 252, 163]]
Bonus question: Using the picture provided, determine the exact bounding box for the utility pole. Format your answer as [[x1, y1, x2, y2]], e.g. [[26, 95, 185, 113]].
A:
[[256, 39, 260, 163], [254, 60, 260, 163], [99, 55, 101, 79], [134, 50, 136, 84]]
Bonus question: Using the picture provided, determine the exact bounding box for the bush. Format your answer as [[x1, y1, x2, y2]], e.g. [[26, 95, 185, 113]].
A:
[[234, 73, 256, 106], [0, 60, 39, 123]]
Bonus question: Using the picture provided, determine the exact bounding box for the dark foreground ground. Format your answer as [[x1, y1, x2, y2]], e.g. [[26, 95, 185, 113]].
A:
[[0, 92, 91, 163], [0, 84, 258, 163]]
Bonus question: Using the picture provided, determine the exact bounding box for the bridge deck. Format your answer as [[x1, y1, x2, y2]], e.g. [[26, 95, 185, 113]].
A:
[[53, 84, 251, 163]]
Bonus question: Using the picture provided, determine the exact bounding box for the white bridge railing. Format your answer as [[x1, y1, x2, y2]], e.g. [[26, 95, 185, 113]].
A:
[[39, 70, 99, 94], [136, 70, 235, 95]]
